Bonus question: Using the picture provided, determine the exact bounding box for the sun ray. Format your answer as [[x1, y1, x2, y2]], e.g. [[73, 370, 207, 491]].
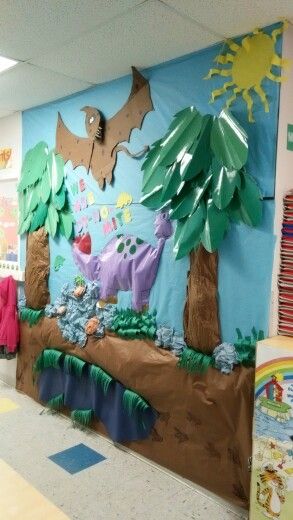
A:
[[266, 71, 283, 83], [210, 81, 234, 102], [242, 36, 251, 52], [205, 68, 232, 79], [242, 89, 254, 122], [271, 21, 287, 43], [271, 53, 291, 68], [225, 39, 240, 52], [225, 87, 241, 109], [214, 53, 234, 64], [254, 85, 269, 112]]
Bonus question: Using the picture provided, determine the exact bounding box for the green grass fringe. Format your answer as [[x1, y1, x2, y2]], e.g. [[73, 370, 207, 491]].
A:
[[47, 393, 64, 410], [20, 306, 44, 327], [122, 389, 150, 415], [33, 348, 63, 374], [71, 409, 93, 426], [234, 327, 264, 367], [109, 308, 156, 340], [89, 364, 113, 395], [177, 347, 214, 374], [63, 355, 86, 378]]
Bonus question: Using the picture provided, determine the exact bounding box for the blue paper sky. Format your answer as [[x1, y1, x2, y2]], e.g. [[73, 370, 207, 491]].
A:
[[22, 24, 280, 342]]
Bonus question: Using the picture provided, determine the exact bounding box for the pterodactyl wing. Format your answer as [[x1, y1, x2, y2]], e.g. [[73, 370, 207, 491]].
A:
[[55, 112, 93, 171], [104, 66, 153, 154]]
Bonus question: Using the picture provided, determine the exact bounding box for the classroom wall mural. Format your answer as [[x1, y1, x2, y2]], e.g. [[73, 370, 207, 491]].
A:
[[16, 23, 286, 509]]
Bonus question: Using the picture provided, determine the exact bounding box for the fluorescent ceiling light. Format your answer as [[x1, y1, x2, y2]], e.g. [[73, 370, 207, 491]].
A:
[[0, 56, 18, 74]]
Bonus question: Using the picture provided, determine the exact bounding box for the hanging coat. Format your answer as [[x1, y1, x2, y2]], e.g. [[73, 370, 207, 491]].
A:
[[0, 276, 19, 357]]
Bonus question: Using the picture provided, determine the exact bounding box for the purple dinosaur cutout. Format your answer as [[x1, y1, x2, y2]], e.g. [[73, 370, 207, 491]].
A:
[[72, 212, 172, 311]]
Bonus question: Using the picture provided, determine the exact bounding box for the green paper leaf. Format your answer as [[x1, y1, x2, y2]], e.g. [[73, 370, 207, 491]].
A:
[[59, 210, 73, 239], [161, 163, 183, 203], [143, 108, 203, 178], [238, 171, 262, 226], [212, 161, 240, 210], [173, 202, 205, 259], [142, 165, 166, 194], [45, 203, 59, 237], [201, 199, 229, 252], [40, 165, 51, 203], [180, 115, 213, 181], [140, 185, 163, 210], [227, 192, 243, 223], [27, 183, 40, 213], [210, 110, 248, 170], [29, 201, 48, 232], [18, 213, 32, 235], [48, 151, 64, 195], [18, 142, 48, 191], [53, 183, 66, 210]]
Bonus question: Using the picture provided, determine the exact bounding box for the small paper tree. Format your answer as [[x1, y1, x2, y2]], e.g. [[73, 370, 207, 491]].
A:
[[18, 141, 73, 239]]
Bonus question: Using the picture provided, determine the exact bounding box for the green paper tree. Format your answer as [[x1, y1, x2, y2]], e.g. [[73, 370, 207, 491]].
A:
[[18, 141, 74, 239], [140, 107, 262, 259]]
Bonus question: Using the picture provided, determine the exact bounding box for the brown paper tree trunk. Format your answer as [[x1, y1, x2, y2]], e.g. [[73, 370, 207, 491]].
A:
[[184, 246, 221, 353], [25, 227, 50, 309]]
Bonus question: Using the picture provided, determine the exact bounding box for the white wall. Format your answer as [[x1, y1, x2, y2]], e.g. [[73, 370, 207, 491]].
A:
[[270, 25, 293, 335], [0, 111, 22, 386]]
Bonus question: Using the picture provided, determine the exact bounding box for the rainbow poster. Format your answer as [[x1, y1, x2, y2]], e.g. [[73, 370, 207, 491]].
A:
[[255, 356, 293, 397]]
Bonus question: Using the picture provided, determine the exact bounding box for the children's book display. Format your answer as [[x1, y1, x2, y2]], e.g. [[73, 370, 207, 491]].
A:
[[250, 336, 293, 520]]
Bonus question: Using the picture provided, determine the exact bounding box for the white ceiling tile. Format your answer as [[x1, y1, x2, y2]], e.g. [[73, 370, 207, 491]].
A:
[[31, 0, 219, 84], [0, 63, 91, 111], [0, 0, 142, 61], [0, 109, 15, 119], [163, 0, 293, 38]]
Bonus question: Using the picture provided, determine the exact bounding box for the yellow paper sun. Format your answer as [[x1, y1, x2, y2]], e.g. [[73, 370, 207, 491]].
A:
[[206, 24, 289, 122]]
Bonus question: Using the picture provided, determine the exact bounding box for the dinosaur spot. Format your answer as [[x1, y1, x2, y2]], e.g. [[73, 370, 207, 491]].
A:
[[126, 238, 131, 246], [124, 253, 127, 259], [129, 245, 136, 255], [117, 234, 123, 238], [117, 242, 125, 253], [136, 238, 144, 245]]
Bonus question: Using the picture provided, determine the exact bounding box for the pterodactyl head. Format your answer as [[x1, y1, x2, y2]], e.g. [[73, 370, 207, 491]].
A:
[[81, 106, 104, 141]]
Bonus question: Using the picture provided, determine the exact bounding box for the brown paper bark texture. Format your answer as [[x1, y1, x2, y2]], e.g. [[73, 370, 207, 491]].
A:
[[184, 246, 221, 353], [24, 228, 50, 309]]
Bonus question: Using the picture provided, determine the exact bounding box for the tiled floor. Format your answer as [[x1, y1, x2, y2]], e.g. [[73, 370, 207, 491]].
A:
[[0, 380, 248, 520]]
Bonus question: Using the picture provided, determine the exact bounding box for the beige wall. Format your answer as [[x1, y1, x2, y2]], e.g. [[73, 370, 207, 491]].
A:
[[270, 25, 293, 334]]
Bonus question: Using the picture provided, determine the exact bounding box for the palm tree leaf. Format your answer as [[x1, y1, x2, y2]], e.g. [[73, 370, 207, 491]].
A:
[[142, 165, 166, 194], [212, 161, 240, 210], [29, 201, 48, 232], [45, 203, 59, 237], [53, 183, 66, 210], [48, 151, 64, 195], [180, 114, 213, 181], [201, 199, 229, 252], [140, 185, 163, 210], [160, 163, 183, 203], [40, 164, 51, 203], [238, 171, 262, 226], [210, 110, 248, 170], [18, 142, 48, 191], [173, 201, 205, 259], [18, 213, 33, 235], [59, 210, 74, 239]]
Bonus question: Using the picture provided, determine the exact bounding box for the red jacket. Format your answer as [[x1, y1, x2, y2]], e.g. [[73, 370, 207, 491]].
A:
[[0, 276, 19, 353]]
